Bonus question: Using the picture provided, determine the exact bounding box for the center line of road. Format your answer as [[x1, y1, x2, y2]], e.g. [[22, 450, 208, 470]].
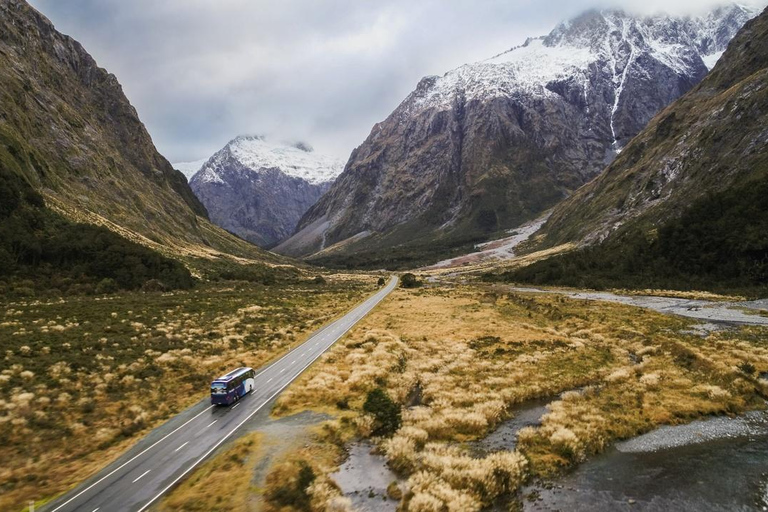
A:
[[279, 368, 285, 373], [132, 470, 151, 483], [49, 403, 216, 512], [92, 508, 100, 512], [267, 377, 273, 382], [232, 403, 240, 409], [204, 420, 218, 429], [174, 441, 189, 453]]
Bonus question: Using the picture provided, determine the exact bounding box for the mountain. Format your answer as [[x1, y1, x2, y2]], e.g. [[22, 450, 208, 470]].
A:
[[495, 6, 768, 295], [0, 0, 280, 267], [188, 136, 344, 248], [174, 158, 209, 181], [276, 4, 758, 268]]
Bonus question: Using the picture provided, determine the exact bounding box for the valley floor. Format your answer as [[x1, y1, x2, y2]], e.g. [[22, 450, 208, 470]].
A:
[[0, 275, 377, 511], [157, 279, 768, 511]]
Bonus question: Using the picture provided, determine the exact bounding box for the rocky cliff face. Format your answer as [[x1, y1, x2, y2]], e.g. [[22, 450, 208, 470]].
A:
[[533, 6, 768, 249], [188, 136, 343, 247], [0, 0, 276, 261], [277, 4, 757, 266]]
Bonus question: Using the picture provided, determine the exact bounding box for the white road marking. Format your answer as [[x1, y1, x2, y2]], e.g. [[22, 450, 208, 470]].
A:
[[267, 377, 273, 383], [232, 403, 240, 410], [136, 278, 398, 512], [132, 470, 151, 484], [174, 441, 189, 453], [279, 368, 285, 373], [91, 509, 99, 512], [49, 404, 216, 512], [204, 420, 218, 429]]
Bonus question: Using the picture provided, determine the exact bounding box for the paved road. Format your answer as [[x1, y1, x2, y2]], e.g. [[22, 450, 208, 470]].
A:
[[42, 276, 398, 512]]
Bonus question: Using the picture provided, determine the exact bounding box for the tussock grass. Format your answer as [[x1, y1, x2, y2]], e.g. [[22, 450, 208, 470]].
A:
[[0, 277, 375, 511], [274, 285, 768, 509]]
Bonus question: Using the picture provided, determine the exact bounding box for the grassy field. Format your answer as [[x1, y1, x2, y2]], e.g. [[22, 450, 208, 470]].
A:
[[260, 283, 768, 510], [0, 274, 376, 511]]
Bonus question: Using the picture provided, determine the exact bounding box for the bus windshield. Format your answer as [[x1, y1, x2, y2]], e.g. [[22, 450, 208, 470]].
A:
[[211, 382, 228, 394]]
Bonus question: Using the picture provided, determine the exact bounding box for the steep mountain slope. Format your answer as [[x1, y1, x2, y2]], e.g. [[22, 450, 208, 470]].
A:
[[0, 0, 279, 265], [277, 5, 757, 268], [496, 7, 768, 295], [174, 158, 209, 181], [536, 6, 768, 247], [189, 136, 344, 248]]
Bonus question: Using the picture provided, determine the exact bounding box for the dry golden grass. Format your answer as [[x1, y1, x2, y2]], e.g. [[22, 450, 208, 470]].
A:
[[0, 277, 375, 511], [273, 284, 768, 510]]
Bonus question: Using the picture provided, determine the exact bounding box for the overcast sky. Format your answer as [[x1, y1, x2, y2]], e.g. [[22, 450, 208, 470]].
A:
[[27, 0, 767, 163]]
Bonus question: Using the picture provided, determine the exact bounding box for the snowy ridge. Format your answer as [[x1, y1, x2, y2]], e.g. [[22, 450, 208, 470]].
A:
[[194, 135, 344, 186], [406, 4, 758, 116], [173, 158, 208, 181]]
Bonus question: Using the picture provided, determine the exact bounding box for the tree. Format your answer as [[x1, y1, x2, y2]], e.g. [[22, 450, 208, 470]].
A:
[[377, 277, 386, 286], [400, 273, 421, 288], [363, 388, 401, 436]]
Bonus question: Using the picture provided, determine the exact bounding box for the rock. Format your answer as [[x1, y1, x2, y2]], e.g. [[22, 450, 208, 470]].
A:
[[277, 5, 757, 265], [188, 136, 343, 247]]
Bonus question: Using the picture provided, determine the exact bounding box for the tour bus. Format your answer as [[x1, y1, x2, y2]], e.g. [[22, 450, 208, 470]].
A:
[[210, 367, 256, 405]]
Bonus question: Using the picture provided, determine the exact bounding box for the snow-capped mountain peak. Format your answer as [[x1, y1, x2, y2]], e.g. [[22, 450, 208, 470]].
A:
[[194, 135, 344, 186], [404, 4, 758, 147], [279, 3, 758, 260]]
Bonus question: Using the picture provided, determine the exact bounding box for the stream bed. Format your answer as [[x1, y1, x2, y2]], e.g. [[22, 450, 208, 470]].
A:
[[523, 410, 768, 512], [330, 399, 768, 511]]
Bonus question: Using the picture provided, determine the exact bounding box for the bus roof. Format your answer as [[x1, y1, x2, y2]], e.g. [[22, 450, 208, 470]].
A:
[[213, 367, 253, 382]]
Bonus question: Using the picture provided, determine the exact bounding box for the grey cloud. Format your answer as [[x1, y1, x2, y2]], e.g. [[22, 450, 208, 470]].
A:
[[27, 0, 767, 163]]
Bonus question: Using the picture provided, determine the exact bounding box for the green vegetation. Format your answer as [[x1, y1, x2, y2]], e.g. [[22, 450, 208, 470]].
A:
[[0, 276, 374, 511], [0, 167, 195, 294], [491, 176, 768, 297], [363, 388, 402, 436], [275, 284, 768, 510], [400, 273, 422, 289], [264, 460, 316, 510]]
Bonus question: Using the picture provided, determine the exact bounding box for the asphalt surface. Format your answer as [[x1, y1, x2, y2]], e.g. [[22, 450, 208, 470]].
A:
[[42, 276, 398, 512]]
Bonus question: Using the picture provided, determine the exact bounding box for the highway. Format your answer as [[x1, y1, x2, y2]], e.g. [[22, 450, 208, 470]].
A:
[[41, 276, 398, 512]]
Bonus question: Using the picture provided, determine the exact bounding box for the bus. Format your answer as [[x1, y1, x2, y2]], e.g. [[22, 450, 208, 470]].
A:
[[210, 367, 256, 405]]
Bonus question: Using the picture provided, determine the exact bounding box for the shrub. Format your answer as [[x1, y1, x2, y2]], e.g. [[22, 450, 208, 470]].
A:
[[313, 275, 327, 285], [363, 387, 401, 436], [737, 361, 756, 375], [141, 279, 167, 293], [400, 273, 421, 289], [378, 277, 386, 286], [265, 460, 316, 510], [95, 278, 119, 295]]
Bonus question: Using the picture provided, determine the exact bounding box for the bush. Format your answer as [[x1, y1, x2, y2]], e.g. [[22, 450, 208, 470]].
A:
[[141, 279, 167, 292], [363, 388, 401, 436], [400, 273, 421, 289], [377, 277, 386, 286], [737, 361, 756, 375], [265, 460, 316, 510], [313, 275, 326, 285], [95, 278, 119, 295]]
